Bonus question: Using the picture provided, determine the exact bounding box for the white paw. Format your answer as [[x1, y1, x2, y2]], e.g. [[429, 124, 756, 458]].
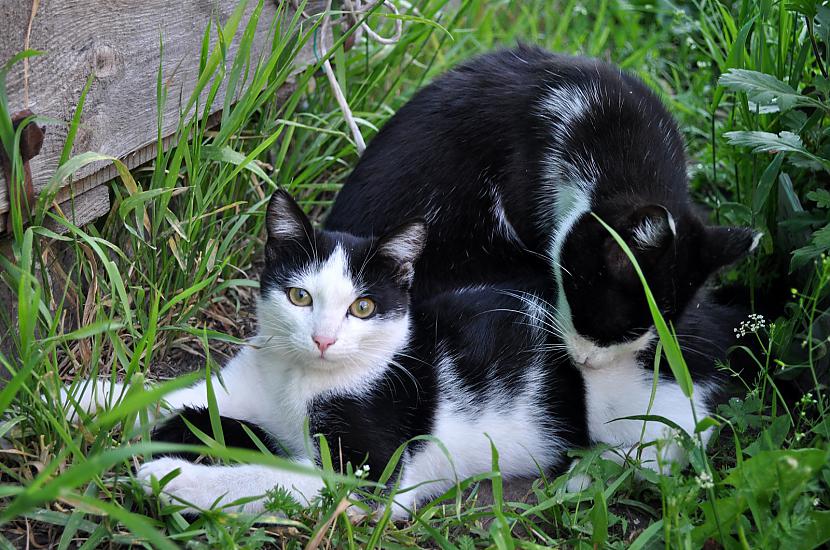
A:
[[565, 472, 593, 493], [564, 458, 594, 493], [138, 457, 218, 512]]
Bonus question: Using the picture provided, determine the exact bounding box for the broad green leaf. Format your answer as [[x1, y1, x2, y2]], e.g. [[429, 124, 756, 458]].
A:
[[590, 484, 608, 546], [753, 153, 784, 215], [719, 68, 819, 112], [806, 188, 830, 208]]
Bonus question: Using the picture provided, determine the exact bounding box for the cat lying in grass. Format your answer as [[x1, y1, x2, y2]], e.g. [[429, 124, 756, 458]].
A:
[[64, 189, 587, 518]]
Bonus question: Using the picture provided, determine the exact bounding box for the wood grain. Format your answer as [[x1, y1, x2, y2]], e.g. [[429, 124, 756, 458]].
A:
[[0, 0, 326, 227]]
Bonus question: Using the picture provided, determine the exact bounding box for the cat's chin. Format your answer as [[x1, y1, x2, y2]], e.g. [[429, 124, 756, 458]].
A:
[[301, 353, 373, 373], [565, 330, 653, 369]]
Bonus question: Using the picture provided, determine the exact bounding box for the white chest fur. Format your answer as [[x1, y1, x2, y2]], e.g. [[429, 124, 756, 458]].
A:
[[570, 332, 713, 472]]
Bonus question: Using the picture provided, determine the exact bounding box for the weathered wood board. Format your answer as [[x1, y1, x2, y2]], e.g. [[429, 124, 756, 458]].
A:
[[0, 0, 325, 233]]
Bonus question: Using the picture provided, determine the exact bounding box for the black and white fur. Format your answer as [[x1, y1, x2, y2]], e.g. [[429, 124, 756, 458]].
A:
[[65, 190, 587, 517], [325, 46, 761, 478]]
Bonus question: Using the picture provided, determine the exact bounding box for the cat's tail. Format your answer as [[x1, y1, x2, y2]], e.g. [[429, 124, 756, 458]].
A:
[[59, 378, 157, 431]]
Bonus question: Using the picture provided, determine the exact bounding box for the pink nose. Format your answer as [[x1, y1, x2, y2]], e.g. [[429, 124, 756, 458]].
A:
[[313, 335, 336, 354]]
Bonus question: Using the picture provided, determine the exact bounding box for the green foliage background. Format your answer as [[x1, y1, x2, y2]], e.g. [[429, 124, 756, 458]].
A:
[[1, 0, 829, 547]]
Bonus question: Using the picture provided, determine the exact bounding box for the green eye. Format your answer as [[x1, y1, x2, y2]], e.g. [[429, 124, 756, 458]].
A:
[[349, 297, 376, 319], [287, 287, 312, 306]]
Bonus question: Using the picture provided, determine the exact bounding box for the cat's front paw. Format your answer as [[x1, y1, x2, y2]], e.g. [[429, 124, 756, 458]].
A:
[[137, 457, 217, 513]]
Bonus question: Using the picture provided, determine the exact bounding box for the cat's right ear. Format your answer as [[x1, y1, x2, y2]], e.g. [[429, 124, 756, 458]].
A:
[[375, 219, 428, 286], [265, 189, 314, 246]]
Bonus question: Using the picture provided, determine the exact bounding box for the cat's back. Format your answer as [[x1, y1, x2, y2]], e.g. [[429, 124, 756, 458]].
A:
[[325, 47, 683, 296], [326, 45, 578, 234]]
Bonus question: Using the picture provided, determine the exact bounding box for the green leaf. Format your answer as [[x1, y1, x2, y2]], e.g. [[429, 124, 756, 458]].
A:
[[723, 448, 828, 491], [726, 131, 830, 171], [790, 224, 830, 271], [590, 484, 608, 546], [628, 518, 663, 550], [753, 153, 784, 215], [201, 145, 273, 185], [801, 511, 830, 548], [806, 188, 830, 208], [695, 416, 721, 434], [117, 187, 181, 231], [725, 130, 808, 154], [719, 68, 818, 113]]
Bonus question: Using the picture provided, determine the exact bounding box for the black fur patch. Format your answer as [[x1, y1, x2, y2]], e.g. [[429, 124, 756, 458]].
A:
[[151, 406, 286, 460]]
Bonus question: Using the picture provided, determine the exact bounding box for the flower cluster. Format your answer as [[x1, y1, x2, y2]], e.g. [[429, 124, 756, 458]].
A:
[[800, 392, 818, 407], [355, 464, 371, 479], [696, 471, 714, 490], [734, 314, 766, 338]]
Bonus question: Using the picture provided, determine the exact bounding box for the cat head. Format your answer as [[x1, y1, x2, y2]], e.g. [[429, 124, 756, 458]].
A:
[[539, 65, 760, 367], [557, 203, 759, 366], [257, 189, 426, 373]]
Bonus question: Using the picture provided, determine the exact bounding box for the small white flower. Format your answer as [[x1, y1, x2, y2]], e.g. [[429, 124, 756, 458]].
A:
[[696, 471, 714, 490], [735, 314, 766, 338]]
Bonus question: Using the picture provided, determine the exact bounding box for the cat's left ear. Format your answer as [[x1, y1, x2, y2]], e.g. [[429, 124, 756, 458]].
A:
[[375, 219, 428, 286], [700, 225, 761, 271]]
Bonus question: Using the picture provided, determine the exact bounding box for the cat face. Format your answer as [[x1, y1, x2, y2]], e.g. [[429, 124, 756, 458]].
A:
[[257, 189, 426, 373], [557, 203, 758, 364]]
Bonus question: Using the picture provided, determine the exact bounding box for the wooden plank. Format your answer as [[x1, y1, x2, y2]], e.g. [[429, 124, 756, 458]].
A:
[[47, 184, 112, 234], [0, 0, 325, 226]]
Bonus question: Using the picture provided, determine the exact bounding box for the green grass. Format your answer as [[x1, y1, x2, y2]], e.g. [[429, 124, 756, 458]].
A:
[[1, 0, 829, 547]]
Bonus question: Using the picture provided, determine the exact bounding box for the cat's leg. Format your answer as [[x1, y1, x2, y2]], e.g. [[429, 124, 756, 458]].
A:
[[136, 456, 324, 514]]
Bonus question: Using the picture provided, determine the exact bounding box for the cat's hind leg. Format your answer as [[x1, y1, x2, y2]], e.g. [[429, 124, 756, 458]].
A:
[[150, 406, 289, 459]]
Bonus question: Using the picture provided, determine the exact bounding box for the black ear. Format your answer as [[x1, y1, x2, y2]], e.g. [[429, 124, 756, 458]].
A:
[[375, 219, 427, 286], [604, 205, 676, 283], [265, 189, 314, 245], [628, 205, 676, 250], [700, 226, 761, 271]]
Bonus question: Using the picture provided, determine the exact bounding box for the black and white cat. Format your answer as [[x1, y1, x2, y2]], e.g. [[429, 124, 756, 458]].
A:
[[326, 46, 760, 478], [65, 189, 587, 517]]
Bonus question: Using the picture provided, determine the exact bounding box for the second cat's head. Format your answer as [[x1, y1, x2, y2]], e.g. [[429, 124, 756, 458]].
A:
[[557, 203, 759, 366], [539, 67, 760, 367], [257, 189, 426, 372]]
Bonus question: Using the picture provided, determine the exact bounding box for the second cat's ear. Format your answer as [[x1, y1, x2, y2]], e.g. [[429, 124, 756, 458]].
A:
[[700, 225, 761, 271], [628, 205, 676, 250], [375, 219, 428, 285], [604, 205, 675, 283], [265, 189, 314, 245]]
